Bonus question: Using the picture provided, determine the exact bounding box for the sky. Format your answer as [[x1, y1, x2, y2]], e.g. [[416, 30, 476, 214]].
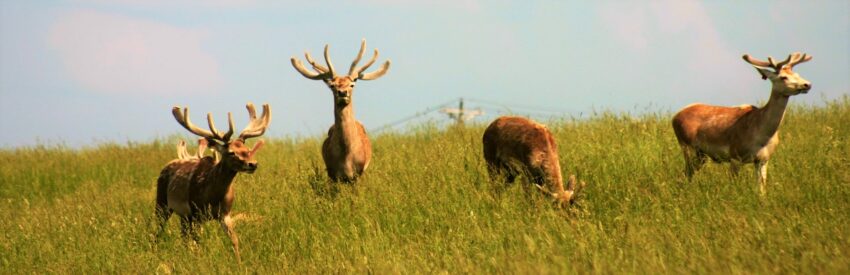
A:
[[0, 0, 848, 147]]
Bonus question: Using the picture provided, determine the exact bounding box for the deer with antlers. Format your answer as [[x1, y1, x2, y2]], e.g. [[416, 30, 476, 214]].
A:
[[483, 116, 584, 208], [156, 103, 271, 264], [672, 52, 812, 194], [290, 39, 390, 182]]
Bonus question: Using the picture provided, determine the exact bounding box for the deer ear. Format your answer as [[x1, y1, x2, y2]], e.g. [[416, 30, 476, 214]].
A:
[[752, 66, 775, 80], [251, 139, 265, 153]]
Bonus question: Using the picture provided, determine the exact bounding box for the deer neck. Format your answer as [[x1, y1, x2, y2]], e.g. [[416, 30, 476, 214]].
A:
[[205, 161, 238, 198], [752, 89, 791, 142], [334, 103, 360, 147]]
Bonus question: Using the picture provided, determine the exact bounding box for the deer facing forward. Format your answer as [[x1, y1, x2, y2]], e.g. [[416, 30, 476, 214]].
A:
[[156, 103, 271, 264], [290, 39, 390, 182], [672, 52, 812, 194], [483, 116, 583, 208]]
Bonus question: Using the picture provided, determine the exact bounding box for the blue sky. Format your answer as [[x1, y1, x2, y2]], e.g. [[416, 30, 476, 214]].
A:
[[1, 0, 847, 147]]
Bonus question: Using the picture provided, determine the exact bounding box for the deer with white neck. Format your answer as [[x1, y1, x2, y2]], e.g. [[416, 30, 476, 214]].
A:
[[672, 52, 812, 195], [156, 103, 271, 264], [290, 39, 391, 183]]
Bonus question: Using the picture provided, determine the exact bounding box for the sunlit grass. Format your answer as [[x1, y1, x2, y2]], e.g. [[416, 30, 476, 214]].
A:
[[2, 97, 848, 273]]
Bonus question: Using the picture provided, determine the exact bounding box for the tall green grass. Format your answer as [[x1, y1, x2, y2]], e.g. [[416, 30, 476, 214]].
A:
[[2, 97, 848, 273]]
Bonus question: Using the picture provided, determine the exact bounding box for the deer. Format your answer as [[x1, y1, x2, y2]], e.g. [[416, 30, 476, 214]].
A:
[[290, 39, 390, 182], [483, 116, 584, 208], [155, 102, 271, 264], [672, 52, 812, 195]]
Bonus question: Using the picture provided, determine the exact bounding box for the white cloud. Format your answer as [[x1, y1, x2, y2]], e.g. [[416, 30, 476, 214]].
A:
[[47, 9, 222, 95]]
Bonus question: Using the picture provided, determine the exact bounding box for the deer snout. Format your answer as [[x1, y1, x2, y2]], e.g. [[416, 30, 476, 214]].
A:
[[801, 82, 811, 93], [244, 162, 258, 173]]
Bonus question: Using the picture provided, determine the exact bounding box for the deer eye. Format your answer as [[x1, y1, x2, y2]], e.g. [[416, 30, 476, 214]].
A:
[[779, 76, 788, 80]]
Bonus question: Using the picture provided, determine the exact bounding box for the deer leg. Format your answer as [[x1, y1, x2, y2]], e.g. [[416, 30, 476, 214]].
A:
[[681, 146, 704, 179], [729, 161, 741, 177], [220, 215, 241, 265], [180, 216, 199, 243], [155, 205, 172, 240], [486, 163, 501, 183], [527, 168, 549, 200], [504, 164, 519, 184], [155, 189, 172, 240], [755, 160, 768, 195]]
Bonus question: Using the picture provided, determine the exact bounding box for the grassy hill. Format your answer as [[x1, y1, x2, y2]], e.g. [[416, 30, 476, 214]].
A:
[[2, 97, 848, 273]]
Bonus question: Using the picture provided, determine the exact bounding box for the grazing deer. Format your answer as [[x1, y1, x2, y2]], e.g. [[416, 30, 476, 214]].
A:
[[483, 116, 584, 207], [290, 39, 390, 182], [156, 103, 271, 264], [672, 52, 812, 194], [176, 138, 208, 160]]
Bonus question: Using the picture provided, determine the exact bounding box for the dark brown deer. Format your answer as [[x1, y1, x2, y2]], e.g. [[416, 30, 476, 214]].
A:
[[156, 103, 271, 264], [483, 116, 584, 208], [672, 52, 812, 195], [290, 39, 390, 182]]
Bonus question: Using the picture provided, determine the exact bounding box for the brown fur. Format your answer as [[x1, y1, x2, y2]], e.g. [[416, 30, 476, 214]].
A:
[[482, 116, 581, 207], [156, 139, 263, 264], [291, 40, 391, 182], [321, 76, 373, 182], [157, 103, 270, 265], [672, 52, 812, 194]]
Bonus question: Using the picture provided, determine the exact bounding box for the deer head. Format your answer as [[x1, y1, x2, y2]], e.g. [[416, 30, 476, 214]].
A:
[[743, 52, 812, 96], [535, 174, 585, 208], [290, 39, 391, 107], [171, 103, 271, 173]]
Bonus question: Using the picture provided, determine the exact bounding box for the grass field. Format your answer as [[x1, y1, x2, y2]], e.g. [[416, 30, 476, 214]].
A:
[[2, 97, 849, 274]]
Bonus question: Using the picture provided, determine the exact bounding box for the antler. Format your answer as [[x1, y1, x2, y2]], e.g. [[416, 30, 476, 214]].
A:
[[177, 140, 191, 160], [323, 44, 336, 77], [348, 39, 391, 81], [176, 138, 208, 160], [534, 174, 584, 207], [743, 52, 812, 70], [291, 44, 340, 80], [788, 52, 812, 68], [172, 106, 234, 142], [196, 138, 208, 158], [305, 52, 329, 74], [238, 102, 271, 140]]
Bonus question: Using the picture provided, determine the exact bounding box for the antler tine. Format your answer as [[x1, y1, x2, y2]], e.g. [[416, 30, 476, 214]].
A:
[[348, 39, 367, 77], [324, 44, 336, 77], [351, 48, 379, 79], [359, 59, 391, 81], [567, 175, 577, 192], [773, 53, 795, 69], [767, 56, 777, 68], [172, 106, 217, 140], [789, 52, 812, 68], [290, 57, 325, 80], [196, 138, 208, 158], [742, 54, 773, 68], [177, 140, 189, 160], [534, 184, 558, 199], [239, 103, 272, 140], [305, 52, 329, 74], [205, 112, 234, 142]]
